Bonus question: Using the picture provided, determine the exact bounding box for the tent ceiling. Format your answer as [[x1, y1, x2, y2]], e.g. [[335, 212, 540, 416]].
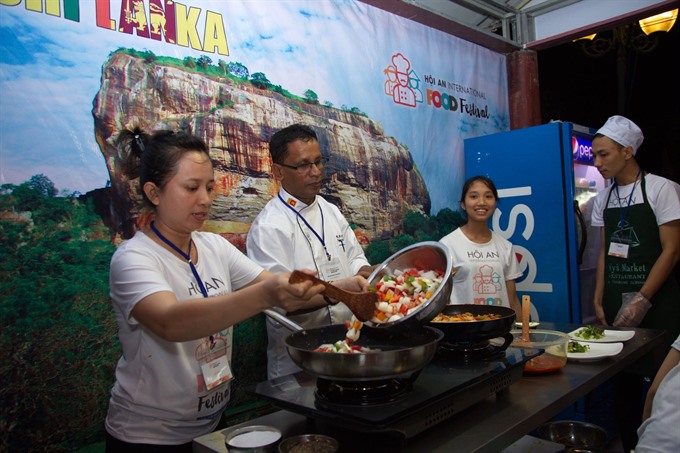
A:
[[400, 0, 678, 50]]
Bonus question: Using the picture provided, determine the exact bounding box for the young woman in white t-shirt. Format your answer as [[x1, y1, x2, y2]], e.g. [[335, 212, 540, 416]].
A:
[[104, 127, 368, 452], [439, 176, 522, 314]]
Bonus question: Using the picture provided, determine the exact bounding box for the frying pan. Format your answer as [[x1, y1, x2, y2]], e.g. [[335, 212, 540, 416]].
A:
[[427, 304, 516, 345], [265, 309, 444, 381], [362, 241, 456, 335]]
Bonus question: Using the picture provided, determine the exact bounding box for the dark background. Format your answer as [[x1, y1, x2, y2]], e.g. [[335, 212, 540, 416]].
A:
[[538, 19, 680, 184]]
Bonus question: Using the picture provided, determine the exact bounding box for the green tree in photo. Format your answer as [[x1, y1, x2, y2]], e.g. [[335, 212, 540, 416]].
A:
[[303, 89, 319, 104], [196, 55, 213, 70], [0, 176, 118, 453], [250, 72, 271, 89], [182, 56, 196, 69], [227, 61, 249, 79]]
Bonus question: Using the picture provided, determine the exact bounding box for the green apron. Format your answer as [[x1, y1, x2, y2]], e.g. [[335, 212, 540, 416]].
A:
[[603, 176, 680, 373]]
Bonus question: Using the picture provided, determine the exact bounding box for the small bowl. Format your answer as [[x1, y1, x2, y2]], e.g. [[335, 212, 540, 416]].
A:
[[511, 329, 569, 374], [278, 434, 339, 453], [225, 425, 282, 452], [537, 420, 607, 450]]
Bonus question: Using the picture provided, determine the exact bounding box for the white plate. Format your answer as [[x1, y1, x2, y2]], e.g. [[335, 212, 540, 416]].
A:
[[567, 342, 624, 362], [568, 328, 635, 343], [514, 321, 540, 328]]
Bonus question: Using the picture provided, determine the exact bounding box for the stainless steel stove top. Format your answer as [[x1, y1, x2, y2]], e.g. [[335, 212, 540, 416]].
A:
[[250, 345, 541, 440]]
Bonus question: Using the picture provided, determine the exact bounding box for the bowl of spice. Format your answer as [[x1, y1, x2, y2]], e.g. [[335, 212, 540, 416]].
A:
[[225, 425, 282, 452], [277, 434, 339, 453]]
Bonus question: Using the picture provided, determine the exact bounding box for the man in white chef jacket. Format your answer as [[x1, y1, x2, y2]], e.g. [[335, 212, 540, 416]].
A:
[[247, 124, 375, 379]]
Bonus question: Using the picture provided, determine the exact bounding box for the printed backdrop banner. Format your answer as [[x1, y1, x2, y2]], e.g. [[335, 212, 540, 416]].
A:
[[0, 0, 509, 227]]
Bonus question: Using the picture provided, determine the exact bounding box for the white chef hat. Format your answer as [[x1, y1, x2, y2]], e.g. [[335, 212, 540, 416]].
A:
[[596, 115, 644, 155]]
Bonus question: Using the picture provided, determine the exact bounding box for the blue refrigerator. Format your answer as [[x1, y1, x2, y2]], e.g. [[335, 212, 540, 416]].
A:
[[464, 121, 606, 324]]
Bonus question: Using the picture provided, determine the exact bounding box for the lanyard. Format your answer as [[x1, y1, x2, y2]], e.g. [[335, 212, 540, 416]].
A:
[[278, 193, 331, 261], [150, 221, 209, 298], [150, 222, 217, 346], [613, 168, 642, 229]]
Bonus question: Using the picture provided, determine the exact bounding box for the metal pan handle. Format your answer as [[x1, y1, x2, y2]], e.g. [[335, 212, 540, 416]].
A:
[[263, 308, 304, 332]]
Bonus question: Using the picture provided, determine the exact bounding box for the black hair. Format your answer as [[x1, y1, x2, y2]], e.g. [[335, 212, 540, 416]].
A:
[[116, 126, 210, 210], [269, 124, 318, 164], [460, 175, 499, 203]]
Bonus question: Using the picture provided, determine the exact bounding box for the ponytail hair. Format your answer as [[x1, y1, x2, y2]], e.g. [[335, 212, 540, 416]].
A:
[[115, 126, 209, 211], [117, 126, 150, 180]]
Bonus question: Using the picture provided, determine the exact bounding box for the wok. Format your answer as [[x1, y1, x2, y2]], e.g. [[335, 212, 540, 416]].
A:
[[363, 241, 456, 335], [265, 309, 444, 381], [427, 304, 516, 345]]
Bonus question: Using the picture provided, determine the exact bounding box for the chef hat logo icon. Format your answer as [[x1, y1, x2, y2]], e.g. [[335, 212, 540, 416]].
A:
[[383, 53, 422, 108]]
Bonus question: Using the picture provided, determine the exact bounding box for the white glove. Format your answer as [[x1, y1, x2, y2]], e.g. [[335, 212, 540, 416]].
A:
[[613, 292, 651, 327]]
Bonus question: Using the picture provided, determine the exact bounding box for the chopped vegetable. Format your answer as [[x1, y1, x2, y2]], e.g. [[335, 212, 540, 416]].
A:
[[575, 325, 605, 340], [568, 341, 591, 353], [370, 268, 444, 325], [314, 267, 442, 353], [314, 340, 374, 354]]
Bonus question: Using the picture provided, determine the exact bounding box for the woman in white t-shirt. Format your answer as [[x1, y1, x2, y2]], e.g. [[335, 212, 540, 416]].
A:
[[439, 176, 522, 314], [105, 127, 368, 452]]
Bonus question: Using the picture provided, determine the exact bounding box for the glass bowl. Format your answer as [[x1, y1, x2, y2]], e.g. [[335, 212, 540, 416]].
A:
[[511, 329, 570, 374]]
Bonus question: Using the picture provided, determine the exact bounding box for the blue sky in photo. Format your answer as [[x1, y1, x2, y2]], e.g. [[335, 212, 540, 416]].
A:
[[0, 0, 508, 212]]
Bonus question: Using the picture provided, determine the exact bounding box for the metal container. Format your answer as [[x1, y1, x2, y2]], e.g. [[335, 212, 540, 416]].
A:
[[537, 420, 607, 452], [225, 425, 282, 452], [283, 323, 443, 380], [363, 241, 455, 333], [278, 434, 339, 453]]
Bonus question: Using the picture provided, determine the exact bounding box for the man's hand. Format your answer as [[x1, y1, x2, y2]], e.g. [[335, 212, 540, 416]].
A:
[[613, 292, 651, 327], [333, 274, 370, 293]]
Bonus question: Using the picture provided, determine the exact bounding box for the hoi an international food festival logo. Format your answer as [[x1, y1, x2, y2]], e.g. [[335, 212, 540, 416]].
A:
[[383, 52, 489, 118]]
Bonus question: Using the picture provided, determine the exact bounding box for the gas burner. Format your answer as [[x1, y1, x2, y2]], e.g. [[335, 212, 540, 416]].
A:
[[251, 347, 541, 440], [437, 340, 505, 362], [314, 377, 413, 407]]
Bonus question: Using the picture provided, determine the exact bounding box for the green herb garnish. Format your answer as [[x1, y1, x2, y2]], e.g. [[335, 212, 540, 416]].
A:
[[575, 325, 605, 340], [568, 341, 591, 353]]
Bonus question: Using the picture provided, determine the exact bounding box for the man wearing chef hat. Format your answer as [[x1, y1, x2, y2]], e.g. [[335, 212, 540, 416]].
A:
[[590, 115, 680, 451]]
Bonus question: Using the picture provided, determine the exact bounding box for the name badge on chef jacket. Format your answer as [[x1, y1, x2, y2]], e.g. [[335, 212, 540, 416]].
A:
[[319, 257, 344, 281], [608, 242, 629, 259], [197, 337, 233, 390]]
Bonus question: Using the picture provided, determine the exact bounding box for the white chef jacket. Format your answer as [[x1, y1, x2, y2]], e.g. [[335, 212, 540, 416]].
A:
[[246, 188, 370, 379]]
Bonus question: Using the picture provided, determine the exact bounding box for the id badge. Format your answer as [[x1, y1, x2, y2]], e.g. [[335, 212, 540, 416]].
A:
[[608, 242, 629, 259], [201, 356, 232, 390], [197, 336, 232, 390], [319, 257, 344, 281]]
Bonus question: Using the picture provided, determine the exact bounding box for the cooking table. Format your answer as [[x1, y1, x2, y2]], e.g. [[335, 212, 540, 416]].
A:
[[193, 323, 666, 453]]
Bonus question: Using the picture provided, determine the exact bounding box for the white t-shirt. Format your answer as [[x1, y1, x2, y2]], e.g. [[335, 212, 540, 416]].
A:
[[591, 173, 680, 227], [246, 188, 370, 379], [105, 231, 263, 445], [636, 335, 680, 452], [439, 228, 522, 307]]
